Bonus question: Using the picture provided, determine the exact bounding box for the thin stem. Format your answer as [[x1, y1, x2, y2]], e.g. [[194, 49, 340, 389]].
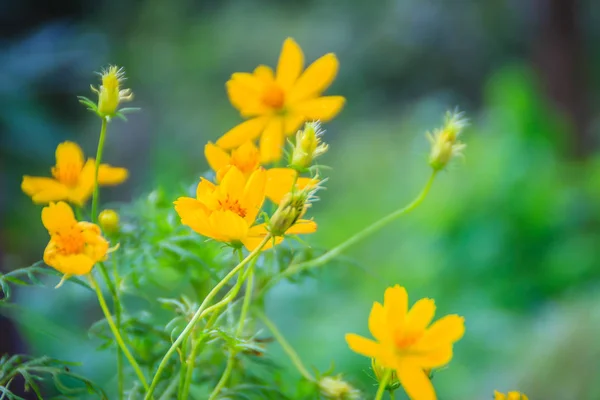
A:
[[179, 335, 202, 400], [144, 235, 271, 400], [88, 274, 149, 391], [255, 309, 314, 382], [389, 388, 395, 400], [91, 117, 107, 224], [176, 336, 189, 400], [209, 265, 256, 399], [113, 255, 124, 400], [268, 171, 437, 286], [374, 369, 392, 400]]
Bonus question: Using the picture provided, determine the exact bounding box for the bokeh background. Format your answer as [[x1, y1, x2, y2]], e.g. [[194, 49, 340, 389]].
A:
[[2, 0, 600, 398]]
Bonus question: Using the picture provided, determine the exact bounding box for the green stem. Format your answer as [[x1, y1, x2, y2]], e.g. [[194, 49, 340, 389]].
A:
[[255, 310, 314, 382], [176, 336, 189, 400], [179, 335, 202, 400], [374, 369, 392, 400], [389, 388, 395, 400], [88, 274, 149, 391], [113, 255, 124, 400], [269, 171, 437, 285], [91, 117, 107, 224], [144, 236, 271, 400]]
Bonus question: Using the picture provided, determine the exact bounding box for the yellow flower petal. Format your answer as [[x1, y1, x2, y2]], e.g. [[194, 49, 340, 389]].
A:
[[405, 298, 436, 334], [406, 345, 453, 369], [241, 168, 266, 224], [283, 113, 307, 135], [209, 210, 249, 242], [196, 178, 217, 200], [53, 141, 84, 178], [265, 168, 297, 204], [219, 166, 246, 200], [174, 197, 213, 238], [98, 164, 129, 185], [242, 224, 284, 251], [205, 142, 231, 173], [288, 53, 339, 103], [292, 96, 346, 122], [217, 117, 269, 150], [42, 202, 77, 233], [285, 219, 317, 234], [345, 334, 380, 358], [384, 285, 408, 331], [368, 302, 388, 342], [396, 362, 437, 400], [21, 176, 70, 204], [44, 250, 95, 276], [254, 65, 275, 83], [494, 391, 507, 400], [416, 315, 465, 350], [259, 117, 284, 163], [276, 38, 304, 91], [226, 76, 268, 117], [508, 392, 523, 400]]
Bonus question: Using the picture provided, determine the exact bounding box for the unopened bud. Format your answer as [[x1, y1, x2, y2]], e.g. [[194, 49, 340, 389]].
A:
[[268, 189, 310, 237], [318, 375, 361, 400], [371, 358, 400, 390], [290, 121, 328, 170], [99, 209, 120, 234], [427, 110, 467, 171], [90, 65, 133, 118]]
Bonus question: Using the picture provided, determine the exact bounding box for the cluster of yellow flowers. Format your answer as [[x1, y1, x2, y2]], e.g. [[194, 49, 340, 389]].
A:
[[18, 38, 528, 400]]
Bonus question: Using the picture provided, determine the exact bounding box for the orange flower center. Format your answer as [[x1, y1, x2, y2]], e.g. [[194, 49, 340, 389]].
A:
[[217, 196, 247, 218], [394, 331, 421, 350], [55, 227, 86, 254], [231, 153, 260, 175], [52, 164, 80, 187], [261, 83, 285, 109]]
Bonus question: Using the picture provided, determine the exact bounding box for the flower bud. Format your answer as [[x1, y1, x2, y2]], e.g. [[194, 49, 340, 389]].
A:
[[268, 189, 310, 237], [99, 209, 120, 234], [91, 65, 133, 117], [427, 110, 467, 171], [318, 375, 361, 400], [371, 358, 400, 390], [290, 121, 328, 170]]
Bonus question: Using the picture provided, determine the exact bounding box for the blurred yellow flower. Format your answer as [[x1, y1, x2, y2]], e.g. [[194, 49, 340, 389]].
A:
[[22, 141, 128, 205], [494, 391, 529, 400], [205, 141, 317, 204], [345, 285, 465, 400], [91, 65, 133, 117], [174, 166, 268, 250], [42, 202, 109, 276], [217, 37, 345, 163], [98, 209, 120, 234]]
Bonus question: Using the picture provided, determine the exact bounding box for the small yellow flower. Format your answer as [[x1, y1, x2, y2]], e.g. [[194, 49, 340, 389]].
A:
[[91, 65, 133, 117], [318, 375, 361, 400], [345, 285, 465, 400], [22, 141, 128, 205], [290, 121, 329, 170], [427, 110, 467, 171], [204, 141, 317, 204], [217, 38, 345, 163], [98, 209, 120, 234], [42, 202, 109, 276], [174, 166, 268, 250], [494, 391, 529, 400]]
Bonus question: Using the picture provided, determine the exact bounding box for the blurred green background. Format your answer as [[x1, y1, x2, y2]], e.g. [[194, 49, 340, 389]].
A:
[[2, 0, 600, 398]]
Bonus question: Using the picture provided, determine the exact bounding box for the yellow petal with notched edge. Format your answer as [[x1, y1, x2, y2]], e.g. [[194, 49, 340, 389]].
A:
[[368, 302, 388, 343], [98, 164, 129, 185], [219, 166, 246, 201], [397, 362, 437, 400], [227, 78, 268, 117], [345, 334, 380, 358], [54, 141, 84, 176], [292, 96, 345, 122], [44, 249, 96, 276], [384, 285, 408, 332], [21, 176, 70, 204], [276, 38, 304, 91], [285, 219, 317, 234], [265, 168, 297, 204], [253, 65, 275, 83], [405, 298, 436, 334], [259, 117, 284, 163], [42, 202, 77, 233], [205, 142, 231, 173], [217, 117, 270, 150], [209, 210, 249, 243], [241, 168, 266, 225], [174, 197, 213, 238], [283, 113, 306, 135], [414, 315, 465, 351], [287, 53, 339, 103], [405, 345, 453, 369]]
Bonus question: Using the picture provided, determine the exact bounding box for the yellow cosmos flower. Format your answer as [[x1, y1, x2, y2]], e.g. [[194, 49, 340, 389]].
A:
[[345, 285, 465, 400], [174, 166, 268, 250], [217, 37, 345, 163], [42, 202, 109, 276], [494, 391, 529, 400], [22, 141, 128, 206], [91, 65, 133, 117], [204, 141, 317, 204]]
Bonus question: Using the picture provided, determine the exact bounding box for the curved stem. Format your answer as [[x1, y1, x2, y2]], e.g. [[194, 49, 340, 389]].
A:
[[374, 369, 392, 400], [179, 335, 202, 400], [91, 117, 107, 224], [255, 309, 314, 382], [88, 273, 149, 391], [144, 236, 271, 400], [271, 171, 437, 285]]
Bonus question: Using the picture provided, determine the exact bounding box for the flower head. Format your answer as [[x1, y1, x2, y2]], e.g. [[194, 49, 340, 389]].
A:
[[91, 65, 133, 117], [345, 285, 465, 400], [318, 375, 361, 400], [42, 202, 109, 276], [290, 121, 329, 170], [494, 391, 529, 400], [427, 110, 468, 171], [217, 38, 345, 163], [22, 141, 128, 205], [174, 166, 267, 250]]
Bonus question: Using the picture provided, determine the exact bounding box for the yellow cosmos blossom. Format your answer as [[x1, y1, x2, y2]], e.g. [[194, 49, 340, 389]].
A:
[[204, 141, 317, 204], [217, 37, 345, 163], [174, 166, 268, 250], [345, 285, 465, 400], [494, 391, 529, 400], [42, 202, 109, 276], [91, 65, 133, 117], [22, 141, 128, 205]]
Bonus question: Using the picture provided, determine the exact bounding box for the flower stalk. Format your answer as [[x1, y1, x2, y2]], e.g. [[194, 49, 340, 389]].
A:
[[374, 369, 392, 400]]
